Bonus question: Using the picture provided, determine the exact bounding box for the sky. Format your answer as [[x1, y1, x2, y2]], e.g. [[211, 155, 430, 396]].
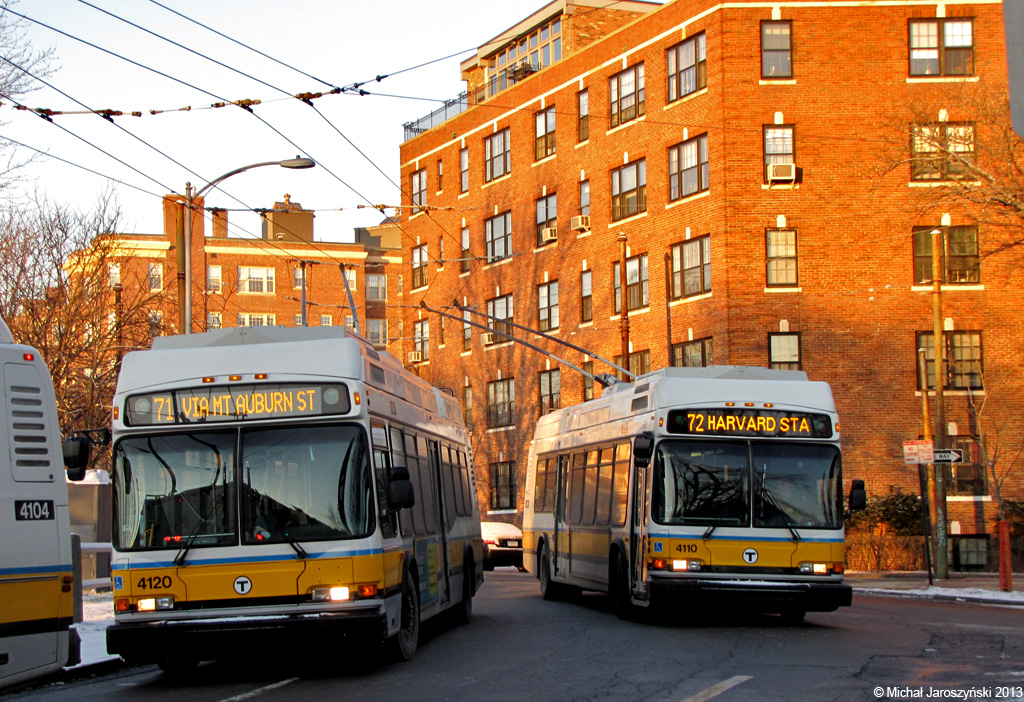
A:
[[6, 0, 552, 243]]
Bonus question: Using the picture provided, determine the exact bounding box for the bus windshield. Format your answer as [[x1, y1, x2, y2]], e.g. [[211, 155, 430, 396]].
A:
[[112, 424, 375, 551], [651, 440, 842, 529]]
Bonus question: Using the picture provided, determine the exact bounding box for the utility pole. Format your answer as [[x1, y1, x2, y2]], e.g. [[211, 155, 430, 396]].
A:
[[931, 227, 949, 579], [618, 233, 630, 381], [299, 260, 308, 326], [917, 348, 935, 586]]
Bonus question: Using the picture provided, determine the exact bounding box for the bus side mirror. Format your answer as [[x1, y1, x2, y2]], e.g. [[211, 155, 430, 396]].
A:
[[848, 479, 867, 513], [633, 432, 654, 468], [387, 465, 415, 511], [63, 436, 90, 482]]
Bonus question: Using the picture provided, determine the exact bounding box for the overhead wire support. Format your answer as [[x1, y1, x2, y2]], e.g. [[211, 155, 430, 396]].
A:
[[417, 301, 615, 388]]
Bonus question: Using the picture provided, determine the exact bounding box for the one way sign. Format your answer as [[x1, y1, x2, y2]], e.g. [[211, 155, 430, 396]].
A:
[[933, 449, 964, 463]]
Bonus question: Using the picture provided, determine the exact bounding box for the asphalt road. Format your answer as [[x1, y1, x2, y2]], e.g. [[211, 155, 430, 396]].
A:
[[5, 570, 1023, 702]]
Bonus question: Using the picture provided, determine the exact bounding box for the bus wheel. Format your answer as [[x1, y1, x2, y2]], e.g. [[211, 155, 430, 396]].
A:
[[781, 608, 806, 625], [390, 570, 420, 661], [453, 557, 474, 626], [613, 552, 635, 621], [539, 543, 561, 601]]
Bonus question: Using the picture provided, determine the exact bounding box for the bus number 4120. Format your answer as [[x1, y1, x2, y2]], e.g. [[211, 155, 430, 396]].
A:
[[15, 500, 54, 520]]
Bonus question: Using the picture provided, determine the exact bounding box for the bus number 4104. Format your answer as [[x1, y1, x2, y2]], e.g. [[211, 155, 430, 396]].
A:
[[15, 500, 54, 520]]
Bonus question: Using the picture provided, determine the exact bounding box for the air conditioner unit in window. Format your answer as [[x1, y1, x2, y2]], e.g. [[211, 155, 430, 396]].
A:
[[481, 332, 495, 345], [570, 215, 591, 232], [541, 227, 558, 243], [407, 351, 422, 363], [767, 163, 797, 183]]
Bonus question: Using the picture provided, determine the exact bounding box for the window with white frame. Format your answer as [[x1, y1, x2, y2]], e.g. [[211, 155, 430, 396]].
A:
[[148, 263, 163, 291], [672, 338, 714, 367], [769, 332, 801, 370], [487, 379, 515, 428], [577, 90, 589, 142], [766, 229, 798, 286], [485, 211, 512, 263], [611, 159, 646, 221], [580, 270, 592, 322], [320, 315, 332, 326], [536, 193, 557, 247], [911, 123, 976, 181], [761, 21, 792, 78], [461, 228, 471, 273], [671, 236, 711, 299], [909, 18, 973, 76], [667, 32, 707, 101], [613, 254, 649, 313], [207, 264, 222, 293], [366, 273, 387, 300], [293, 267, 305, 289], [239, 266, 275, 294], [538, 280, 559, 331], [669, 134, 709, 200], [460, 148, 469, 193], [366, 318, 387, 346], [486, 294, 513, 338], [412, 244, 429, 289], [579, 180, 590, 216], [764, 125, 795, 181], [108, 263, 120, 287], [148, 310, 163, 338], [485, 129, 511, 182], [462, 309, 472, 351], [411, 168, 427, 213], [535, 106, 556, 160], [916, 330, 983, 390], [609, 63, 644, 128], [207, 312, 222, 330], [414, 319, 430, 360], [239, 312, 275, 327]]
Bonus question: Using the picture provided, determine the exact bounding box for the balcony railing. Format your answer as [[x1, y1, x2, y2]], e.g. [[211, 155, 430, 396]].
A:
[[403, 92, 475, 142]]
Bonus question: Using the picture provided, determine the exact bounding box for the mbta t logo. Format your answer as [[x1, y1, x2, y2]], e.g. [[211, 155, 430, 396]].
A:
[[233, 576, 253, 595], [742, 548, 759, 564]]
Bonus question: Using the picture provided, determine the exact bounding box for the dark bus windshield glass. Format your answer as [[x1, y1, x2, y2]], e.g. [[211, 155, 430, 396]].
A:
[[652, 440, 842, 529], [112, 424, 375, 551]]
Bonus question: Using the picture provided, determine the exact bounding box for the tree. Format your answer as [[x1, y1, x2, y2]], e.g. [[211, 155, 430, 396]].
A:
[[0, 193, 170, 467], [878, 78, 1024, 253]]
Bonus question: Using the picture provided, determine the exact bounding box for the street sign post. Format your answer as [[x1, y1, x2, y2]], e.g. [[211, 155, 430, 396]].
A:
[[933, 449, 963, 463]]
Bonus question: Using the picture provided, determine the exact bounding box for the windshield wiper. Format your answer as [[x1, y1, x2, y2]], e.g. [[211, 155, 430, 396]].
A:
[[173, 435, 226, 566], [758, 464, 800, 542], [279, 529, 307, 559]]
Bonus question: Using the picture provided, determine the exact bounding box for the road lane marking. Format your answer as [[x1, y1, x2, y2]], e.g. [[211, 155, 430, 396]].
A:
[[681, 675, 754, 702], [217, 677, 299, 702]]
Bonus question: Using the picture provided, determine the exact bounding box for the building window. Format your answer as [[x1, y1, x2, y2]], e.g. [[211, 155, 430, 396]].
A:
[[238, 266, 274, 294], [761, 21, 792, 78], [207, 312, 222, 330], [672, 338, 714, 367], [671, 236, 711, 299], [909, 19, 973, 76], [539, 369, 561, 415], [486, 17, 562, 98], [460, 147, 469, 193], [613, 254, 649, 313], [538, 280, 559, 331], [148, 263, 163, 291], [411, 168, 427, 214], [294, 313, 303, 327], [487, 378, 515, 428], [206, 265, 221, 293], [769, 332, 801, 370], [486, 294, 513, 338], [667, 32, 707, 101], [579, 180, 590, 216], [293, 267, 305, 290], [437, 159, 443, 191], [536, 193, 557, 247], [911, 123, 976, 181], [411, 244, 428, 289], [535, 106, 556, 160], [485, 128, 511, 182], [366, 273, 387, 300], [367, 318, 387, 346], [764, 126, 794, 181], [947, 437, 985, 495], [414, 319, 430, 360], [580, 270, 593, 323], [913, 226, 980, 285], [485, 211, 512, 263], [669, 134, 709, 200], [108, 263, 120, 287], [462, 309, 472, 351], [583, 360, 594, 401], [609, 63, 644, 128], [323, 315, 335, 327], [916, 331, 983, 390], [148, 310, 163, 338], [577, 90, 589, 142], [239, 312, 275, 327], [490, 461, 516, 510], [615, 350, 651, 377], [461, 228, 471, 273], [463, 386, 473, 426], [766, 229, 798, 286], [611, 159, 646, 221]]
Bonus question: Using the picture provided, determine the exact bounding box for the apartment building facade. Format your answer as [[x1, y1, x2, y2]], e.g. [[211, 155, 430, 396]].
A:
[[396, 0, 1023, 540]]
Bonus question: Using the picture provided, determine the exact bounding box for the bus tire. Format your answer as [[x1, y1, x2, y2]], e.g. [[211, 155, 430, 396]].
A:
[[539, 543, 562, 601], [781, 608, 806, 624], [613, 551, 635, 621], [389, 569, 420, 661], [453, 556, 474, 626]]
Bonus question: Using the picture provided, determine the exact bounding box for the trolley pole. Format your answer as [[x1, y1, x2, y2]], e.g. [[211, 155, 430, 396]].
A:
[[931, 228, 949, 579], [618, 233, 630, 382]]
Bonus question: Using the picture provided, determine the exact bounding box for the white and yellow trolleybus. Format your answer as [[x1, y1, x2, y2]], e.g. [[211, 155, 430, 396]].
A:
[[524, 366, 865, 621], [106, 326, 482, 670], [0, 315, 90, 687]]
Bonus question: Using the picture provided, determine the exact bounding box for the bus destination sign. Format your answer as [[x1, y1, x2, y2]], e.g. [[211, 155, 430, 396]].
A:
[[125, 383, 351, 426], [666, 408, 833, 438]]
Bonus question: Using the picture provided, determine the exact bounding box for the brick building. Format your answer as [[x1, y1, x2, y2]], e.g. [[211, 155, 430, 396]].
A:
[[395, 0, 1024, 540], [107, 195, 399, 348]]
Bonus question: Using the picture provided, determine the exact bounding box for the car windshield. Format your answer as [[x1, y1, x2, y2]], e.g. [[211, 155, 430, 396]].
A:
[[652, 440, 842, 530], [112, 423, 376, 552]]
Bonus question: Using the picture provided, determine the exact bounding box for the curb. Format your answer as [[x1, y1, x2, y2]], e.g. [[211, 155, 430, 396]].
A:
[[854, 588, 1024, 607]]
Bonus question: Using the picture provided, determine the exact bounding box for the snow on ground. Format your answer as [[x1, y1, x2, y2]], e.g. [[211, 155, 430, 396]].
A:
[[857, 586, 1024, 603]]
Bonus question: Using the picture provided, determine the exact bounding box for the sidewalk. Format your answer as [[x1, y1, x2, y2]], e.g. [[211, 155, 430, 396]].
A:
[[846, 571, 1024, 606]]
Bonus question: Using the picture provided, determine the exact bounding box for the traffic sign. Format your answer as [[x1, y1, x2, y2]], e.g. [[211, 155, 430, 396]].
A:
[[933, 449, 963, 463], [903, 439, 934, 464]]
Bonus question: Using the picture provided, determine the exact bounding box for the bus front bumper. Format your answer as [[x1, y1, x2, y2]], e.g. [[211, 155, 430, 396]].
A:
[[648, 575, 852, 612], [106, 608, 387, 664]]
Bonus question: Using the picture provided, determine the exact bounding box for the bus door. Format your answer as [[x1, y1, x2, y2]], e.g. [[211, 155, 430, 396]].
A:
[[630, 434, 655, 600], [427, 439, 450, 607], [551, 453, 570, 576]]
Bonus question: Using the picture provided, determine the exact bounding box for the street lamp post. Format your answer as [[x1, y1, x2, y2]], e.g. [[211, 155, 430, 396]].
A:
[[182, 157, 315, 333], [930, 227, 949, 579]]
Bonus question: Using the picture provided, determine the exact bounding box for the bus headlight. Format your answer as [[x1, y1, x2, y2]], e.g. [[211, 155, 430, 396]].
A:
[[671, 559, 702, 572], [312, 586, 350, 602], [137, 596, 175, 611], [800, 562, 830, 575]]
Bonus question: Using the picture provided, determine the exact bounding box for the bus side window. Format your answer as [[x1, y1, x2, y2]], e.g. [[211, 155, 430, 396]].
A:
[[371, 422, 396, 538], [568, 452, 586, 524], [404, 433, 425, 535], [534, 458, 548, 513], [440, 445, 458, 529], [416, 435, 436, 534], [612, 442, 631, 526], [458, 450, 473, 514], [391, 427, 414, 537], [596, 448, 614, 526]]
